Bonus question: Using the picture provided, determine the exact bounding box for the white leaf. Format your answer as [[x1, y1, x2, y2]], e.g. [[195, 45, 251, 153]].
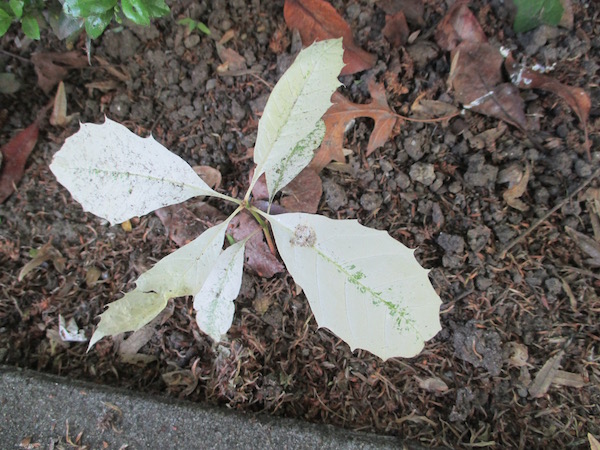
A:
[[50, 118, 225, 225], [268, 213, 442, 360], [251, 39, 344, 198], [194, 238, 247, 342], [89, 220, 231, 349]]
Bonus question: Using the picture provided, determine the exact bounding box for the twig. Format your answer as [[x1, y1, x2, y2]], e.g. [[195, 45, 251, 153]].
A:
[[499, 166, 600, 259], [0, 49, 31, 64]]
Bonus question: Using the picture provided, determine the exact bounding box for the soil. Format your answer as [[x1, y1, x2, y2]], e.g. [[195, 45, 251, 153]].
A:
[[1, 0, 600, 448]]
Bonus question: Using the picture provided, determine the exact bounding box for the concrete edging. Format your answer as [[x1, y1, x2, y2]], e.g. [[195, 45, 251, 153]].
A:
[[0, 366, 435, 449]]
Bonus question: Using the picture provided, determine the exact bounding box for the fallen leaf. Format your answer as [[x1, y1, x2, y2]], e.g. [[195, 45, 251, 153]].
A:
[[512, 0, 564, 33], [507, 342, 529, 367], [85, 80, 120, 94], [228, 211, 284, 278], [589, 433, 600, 450], [94, 55, 130, 82], [551, 370, 585, 388], [280, 167, 323, 213], [435, 0, 487, 51], [383, 11, 410, 48], [31, 51, 88, 94], [378, 0, 424, 26], [529, 350, 564, 398], [50, 81, 75, 127], [18, 242, 65, 281], [450, 41, 527, 128], [505, 54, 591, 131], [502, 163, 530, 211], [410, 98, 460, 118], [415, 376, 449, 394], [216, 43, 247, 74], [312, 79, 398, 171], [565, 226, 600, 267], [59, 315, 88, 343], [193, 165, 222, 189], [0, 122, 39, 204], [284, 0, 376, 75], [155, 202, 225, 247]]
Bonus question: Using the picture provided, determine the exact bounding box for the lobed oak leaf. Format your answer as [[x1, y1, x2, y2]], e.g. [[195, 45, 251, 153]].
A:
[[283, 0, 376, 75], [311, 80, 399, 171]]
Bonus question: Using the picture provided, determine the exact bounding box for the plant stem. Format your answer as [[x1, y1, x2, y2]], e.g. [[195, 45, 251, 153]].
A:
[[248, 206, 276, 254]]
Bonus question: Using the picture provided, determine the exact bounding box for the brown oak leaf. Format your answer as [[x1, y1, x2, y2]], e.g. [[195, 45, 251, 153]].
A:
[[311, 79, 398, 171], [284, 0, 376, 75]]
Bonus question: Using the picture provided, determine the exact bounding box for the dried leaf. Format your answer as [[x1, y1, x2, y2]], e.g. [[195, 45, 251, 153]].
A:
[[551, 370, 585, 388], [280, 167, 323, 213], [193, 165, 222, 189], [410, 98, 460, 118], [415, 376, 449, 393], [155, 202, 225, 247], [529, 350, 563, 398], [312, 79, 398, 171], [451, 42, 526, 128], [216, 43, 247, 74], [50, 81, 75, 127], [589, 433, 600, 450], [507, 342, 529, 367], [19, 242, 65, 281], [378, 0, 424, 26], [502, 163, 530, 211], [0, 122, 39, 204], [565, 226, 600, 267], [505, 54, 590, 129], [284, 0, 376, 75], [435, 1, 487, 51], [59, 315, 88, 343], [383, 12, 409, 48], [228, 212, 284, 278], [31, 51, 88, 94]]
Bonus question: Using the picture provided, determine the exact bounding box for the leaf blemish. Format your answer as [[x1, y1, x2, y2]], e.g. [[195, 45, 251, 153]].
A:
[[290, 224, 316, 247]]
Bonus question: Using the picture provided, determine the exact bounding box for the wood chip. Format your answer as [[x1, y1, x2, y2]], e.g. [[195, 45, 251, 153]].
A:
[[529, 350, 564, 398]]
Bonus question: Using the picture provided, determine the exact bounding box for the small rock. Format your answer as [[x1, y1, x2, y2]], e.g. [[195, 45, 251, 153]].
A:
[[464, 153, 498, 187], [322, 179, 348, 211], [184, 34, 201, 49], [574, 159, 592, 178], [406, 40, 439, 69], [467, 225, 491, 252], [395, 171, 411, 190], [109, 94, 131, 119], [409, 162, 435, 186], [437, 232, 465, 255], [545, 277, 563, 296], [404, 135, 425, 161], [360, 192, 383, 211]]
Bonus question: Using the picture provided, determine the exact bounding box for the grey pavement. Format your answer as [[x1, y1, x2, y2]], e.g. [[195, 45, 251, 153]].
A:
[[0, 366, 436, 449]]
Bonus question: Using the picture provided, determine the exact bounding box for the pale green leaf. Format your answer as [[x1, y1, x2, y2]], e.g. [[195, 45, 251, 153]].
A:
[[89, 219, 232, 349], [194, 238, 247, 342], [50, 118, 227, 225], [268, 213, 442, 360], [0, 10, 11, 37], [513, 0, 563, 33], [250, 39, 344, 198], [21, 14, 40, 40]]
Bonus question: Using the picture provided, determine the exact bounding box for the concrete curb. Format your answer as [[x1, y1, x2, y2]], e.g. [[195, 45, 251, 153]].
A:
[[0, 366, 435, 449]]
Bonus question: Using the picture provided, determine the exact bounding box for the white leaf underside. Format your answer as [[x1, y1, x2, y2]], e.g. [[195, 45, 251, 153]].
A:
[[268, 213, 442, 360], [194, 239, 247, 342], [50, 118, 223, 225], [88, 219, 231, 349], [252, 38, 344, 198]]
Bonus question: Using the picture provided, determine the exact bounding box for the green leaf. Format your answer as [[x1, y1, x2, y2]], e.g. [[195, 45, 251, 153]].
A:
[[84, 11, 111, 39], [9, 0, 23, 19], [50, 118, 227, 225], [513, 0, 563, 33], [177, 17, 195, 32], [89, 219, 232, 349], [196, 21, 210, 35], [63, 0, 117, 18], [21, 14, 40, 40], [0, 9, 12, 37], [194, 238, 247, 342], [250, 39, 344, 199], [121, 0, 169, 26], [268, 212, 442, 360]]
